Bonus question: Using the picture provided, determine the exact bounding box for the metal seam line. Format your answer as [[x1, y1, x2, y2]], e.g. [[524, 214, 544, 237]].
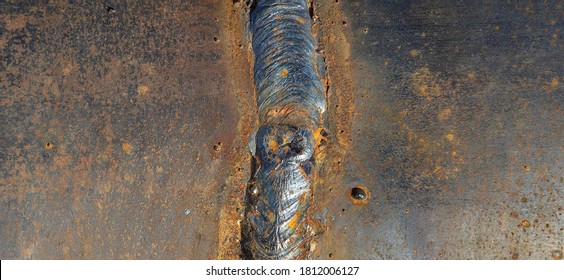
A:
[[242, 0, 327, 259]]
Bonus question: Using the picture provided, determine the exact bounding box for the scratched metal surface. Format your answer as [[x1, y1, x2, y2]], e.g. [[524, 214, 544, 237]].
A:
[[313, 0, 562, 259], [0, 1, 255, 259]]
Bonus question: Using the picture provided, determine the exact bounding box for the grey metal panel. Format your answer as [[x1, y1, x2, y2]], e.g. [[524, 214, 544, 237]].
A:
[[313, 0, 562, 259]]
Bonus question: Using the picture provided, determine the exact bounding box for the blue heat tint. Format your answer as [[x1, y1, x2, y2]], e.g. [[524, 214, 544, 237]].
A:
[[245, 0, 327, 259], [250, 0, 326, 127]]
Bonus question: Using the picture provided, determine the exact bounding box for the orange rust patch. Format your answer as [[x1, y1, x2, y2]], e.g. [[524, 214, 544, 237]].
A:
[[122, 143, 133, 154], [288, 212, 300, 229], [137, 85, 149, 95], [267, 211, 275, 222], [54, 154, 71, 168], [45, 142, 55, 150], [155, 166, 164, 173], [549, 77, 559, 92], [412, 67, 442, 98], [311, 0, 357, 259], [409, 49, 420, 57], [552, 250, 563, 260], [62, 66, 72, 75], [5, 15, 28, 30], [268, 139, 279, 152], [437, 108, 452, 121], [313, 127, 324, 142], [313, 127, 328, 154], [215, 2, 255, 259]]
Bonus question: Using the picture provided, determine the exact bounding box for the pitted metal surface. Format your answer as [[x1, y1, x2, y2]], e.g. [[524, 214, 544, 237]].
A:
[[1, 0, 562, 259], [1, 1, 255, 259], [312, 0, 563, 260]]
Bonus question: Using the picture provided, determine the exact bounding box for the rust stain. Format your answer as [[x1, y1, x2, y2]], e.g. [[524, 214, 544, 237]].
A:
[[548, 77, 559, 92], [4, 14, 28, 30], [44, 141, 55, 150], [2, 0, 562, 261], [215, 0, 256, 260], [551, 250, 563, 260], [409, 49, 421, 57], [309, 0, 357, 259], [122, 143, 133, 154], [137, 85, 149, 95], [412, 67, 442, 98], [437, 108, 452, 121]]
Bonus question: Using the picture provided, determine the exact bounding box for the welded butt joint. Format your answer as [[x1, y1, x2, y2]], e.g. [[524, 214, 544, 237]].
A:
[[242, 0, 327, 259]]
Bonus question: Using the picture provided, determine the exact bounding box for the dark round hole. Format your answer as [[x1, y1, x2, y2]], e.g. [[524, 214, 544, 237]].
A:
[[349, 186, 370, 205], [45, 142, 55, 150], [351, 187, 367, 200]]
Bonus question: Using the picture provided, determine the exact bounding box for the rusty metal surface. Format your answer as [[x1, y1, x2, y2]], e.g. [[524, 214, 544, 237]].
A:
[[313, 0, 562, 259], [1, 0, 562, 260], [1, 1, 255, 259]]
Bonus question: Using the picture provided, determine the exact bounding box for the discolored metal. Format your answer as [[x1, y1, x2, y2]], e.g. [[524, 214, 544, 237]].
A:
[[312, 0, 562, 259], [241, 0, 327, 260], [1, 0, 562, 260], [1, 1, 255, 259]]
